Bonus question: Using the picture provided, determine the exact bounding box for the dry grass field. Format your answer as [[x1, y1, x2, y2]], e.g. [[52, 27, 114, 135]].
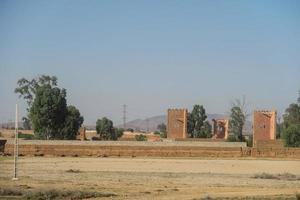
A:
[[0, 156, 300, 199]]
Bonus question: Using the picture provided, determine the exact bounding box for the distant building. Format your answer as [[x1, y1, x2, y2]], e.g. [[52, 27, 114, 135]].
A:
[[212, 119, 229, 139], [253, 110, 277, 146], [167, 109, 188, 139]]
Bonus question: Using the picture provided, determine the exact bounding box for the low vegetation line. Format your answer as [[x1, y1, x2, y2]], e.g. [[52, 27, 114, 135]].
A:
[[252, 172, 300, 181], [0, 188, 117, 200]]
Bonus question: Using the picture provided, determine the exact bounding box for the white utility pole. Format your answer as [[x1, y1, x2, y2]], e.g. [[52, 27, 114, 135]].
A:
[[12, 104, 18, 181]]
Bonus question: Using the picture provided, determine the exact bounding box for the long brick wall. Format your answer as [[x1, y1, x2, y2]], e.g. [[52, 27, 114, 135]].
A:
[[3, 140, 300, 159], [4, 144, 245, 158]]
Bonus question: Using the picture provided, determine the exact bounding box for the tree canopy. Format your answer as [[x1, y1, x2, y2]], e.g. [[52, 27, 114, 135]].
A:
[[187, 105, 212, 138], [96, 117, 123, 140], [15, 75, 83, 140], [157, 123, 167, 138], [229, 106, 245, 141], [282, 91, 300, 147]]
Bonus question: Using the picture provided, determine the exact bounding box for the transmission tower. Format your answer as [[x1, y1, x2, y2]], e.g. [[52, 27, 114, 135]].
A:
[[123, 104, 127, 129]]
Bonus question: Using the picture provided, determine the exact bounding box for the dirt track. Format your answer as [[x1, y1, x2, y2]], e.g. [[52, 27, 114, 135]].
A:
[[1, 157, 300, 199]]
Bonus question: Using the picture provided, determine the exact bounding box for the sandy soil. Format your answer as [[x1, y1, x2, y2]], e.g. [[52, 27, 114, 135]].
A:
[[1, 157, 300, 199]]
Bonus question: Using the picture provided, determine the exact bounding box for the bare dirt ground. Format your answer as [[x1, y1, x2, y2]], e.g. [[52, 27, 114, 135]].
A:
[[0, 156, 300, 199]]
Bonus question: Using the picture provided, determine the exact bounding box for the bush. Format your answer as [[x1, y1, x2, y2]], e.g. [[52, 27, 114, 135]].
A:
[[153, 131, 161, 135], [253, 172, 300, 181], [135, 134, 147, 141], [91, 136, 101, 141], [160, 132, 167, 138], [282, 124, 300, 147], [126, 128, 134, 132]]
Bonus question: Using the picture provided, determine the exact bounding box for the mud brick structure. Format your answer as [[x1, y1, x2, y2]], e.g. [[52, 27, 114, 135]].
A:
[[167, 109, 188, 139], [212, 119, 229, 139], [253, 110, 277, 145]]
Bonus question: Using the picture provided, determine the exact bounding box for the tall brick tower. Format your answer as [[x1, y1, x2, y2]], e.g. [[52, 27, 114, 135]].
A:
[[167, 109, 188, 139], [253, 110, 277, 144]]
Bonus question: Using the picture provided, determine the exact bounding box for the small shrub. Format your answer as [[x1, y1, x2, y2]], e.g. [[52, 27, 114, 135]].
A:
[[91, 136, 101, 141], [135, 134, 147, 141], [0, 188, 22, 196], [23, 189, 117, 200], [66, 169, 81, 173], [253, 172, 300, 181], [160, 132, 167, 138], [253, 172, 278, 180], [153, 131, 161, 135], [126, 128, 134, 132]]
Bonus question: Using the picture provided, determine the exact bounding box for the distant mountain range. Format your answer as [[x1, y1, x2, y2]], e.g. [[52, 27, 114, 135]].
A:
[[1, 114, 252, 135], [116, 114, 252, 134]]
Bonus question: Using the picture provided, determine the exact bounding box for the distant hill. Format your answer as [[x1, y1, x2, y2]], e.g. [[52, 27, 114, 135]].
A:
[[116, 114, 252, 134], [0, 114, 252, 135]]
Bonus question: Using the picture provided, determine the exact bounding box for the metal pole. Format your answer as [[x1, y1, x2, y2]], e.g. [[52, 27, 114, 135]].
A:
[[12, 104, 18, 181]]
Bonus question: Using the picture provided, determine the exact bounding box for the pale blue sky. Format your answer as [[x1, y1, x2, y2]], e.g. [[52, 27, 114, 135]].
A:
[[0, 0, 299, 125]]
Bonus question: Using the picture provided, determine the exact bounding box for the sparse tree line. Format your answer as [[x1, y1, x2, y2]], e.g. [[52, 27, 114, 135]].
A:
[[15, 75, 123, 141], [15, 75, 300, 147]]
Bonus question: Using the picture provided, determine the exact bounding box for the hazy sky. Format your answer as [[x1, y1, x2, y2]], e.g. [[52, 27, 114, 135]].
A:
[[0, 0, 300, 125]]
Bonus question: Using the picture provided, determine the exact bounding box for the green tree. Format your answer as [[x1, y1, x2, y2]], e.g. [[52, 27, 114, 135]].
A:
[[15, 75, 83, 139], [157, 123, 166, 133], [229, 106, 245, 141], [61, 106, 84, 140], [135, 134, 147, 141], [282, 91, 300, 147], [29, 85, 67, 139], [96, 117, 122, 140], [282, 124, 300, 147], [188, 105, 211, 138], [15, 75, 58, 107], [114, 128, 124, 140], [283, 103, 300, 128], [157, 123, 167, 138]]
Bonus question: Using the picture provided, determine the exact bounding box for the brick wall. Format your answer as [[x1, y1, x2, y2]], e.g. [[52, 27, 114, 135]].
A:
[[3, 140, 300, 159], [253, 111, 276, 145], [167, 109, 188, 139], [4, 144, 244, 158]]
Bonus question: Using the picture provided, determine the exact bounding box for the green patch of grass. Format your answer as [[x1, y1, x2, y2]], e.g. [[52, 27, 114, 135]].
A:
[[18, 133, 35, 140]]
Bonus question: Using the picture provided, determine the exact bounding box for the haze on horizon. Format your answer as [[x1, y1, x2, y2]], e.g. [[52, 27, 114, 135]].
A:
[[0, 0, 299, 125]]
